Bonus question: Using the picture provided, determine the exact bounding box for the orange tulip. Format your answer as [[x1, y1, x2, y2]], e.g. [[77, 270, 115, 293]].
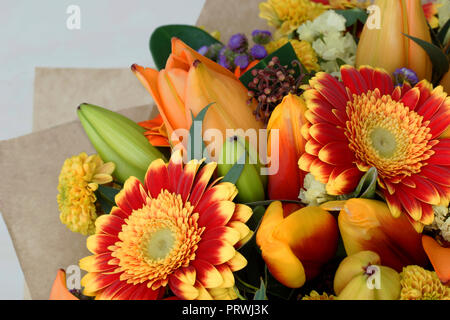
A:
[[356, 0, 432, 81], [422, 235, 450, 285], [338, 199, 428, 272], [256, 201, 338, 288], [49, 269, 79, 300], [132, 38, 264, 150], [267, 94, 307, 200]]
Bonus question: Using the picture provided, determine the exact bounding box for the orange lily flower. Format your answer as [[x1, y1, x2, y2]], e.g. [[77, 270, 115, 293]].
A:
[[338, 199, 428, 272], [267, 94, 307, 200], [256, 201, 338, 288], [132, 38, 264, 150], [138, 114, 170, 147], [49, 269, 79, 300], [422, 235, 450, 285], [356, 0, 432, 81]]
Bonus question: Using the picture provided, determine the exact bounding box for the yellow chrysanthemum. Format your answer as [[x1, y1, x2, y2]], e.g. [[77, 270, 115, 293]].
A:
[[57, 152, 115, 236], [328, 0, 371, 9], [265, 38, 320, 72], [400, 266, 450, 300], [302, 290, 336, 300], [259, 0, 327, 38]]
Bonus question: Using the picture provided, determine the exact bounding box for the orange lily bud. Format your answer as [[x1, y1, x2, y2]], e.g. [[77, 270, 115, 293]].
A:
[[338, 199, 428, 272], [132, 38, 263, 149], [49, 269, 79, 300], [267, 94, 307, 200], [256, 201, 338, 288], [422, 235, 450, 285], [356, 0, 432, 81]]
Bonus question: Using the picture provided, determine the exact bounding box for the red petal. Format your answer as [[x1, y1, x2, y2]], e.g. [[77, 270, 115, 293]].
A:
[[303, 90, 344, 125], [309, 72, 348, 110], [168, 150, 184, 193], [305, 139, 322, 156], [341, 65, 368, 96], [309, 123, 347, 145], [86, 234, 119, 254], [326, 166, 362, 195], [194, 183, 237, 214], [189, 162, 217, 207], [145, 159, 169, 198], [415, 86, 446, 121], [110, 206, 129, 220], [298, 153, 317, 172], [318, 142, 355, 166], [429, 108, 450, 138], [419, 202, 434, 225], [95, 214, 124, 236], [121, 177, 146, 211], [95, 280, 128, 300], [371, 67, 394, 95], [400, 87, 420, 110], [309, 158, 334, 183], [82, 272, 121, 294], [397, 190, 422, 221], [201, 226, 240, 246], [191, 259, 224, 288], [420, 164, 450, 187], [79, 253, 116, 273], [408, 176, 441, 205], [196, 239, 236, 265], [178, 159, 202, 203], [384, 191, 403, 218], [197, 201, 235, 229]]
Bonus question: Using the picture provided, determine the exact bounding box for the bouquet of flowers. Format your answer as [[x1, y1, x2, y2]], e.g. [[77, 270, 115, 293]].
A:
[[50, 0, 450, 300]]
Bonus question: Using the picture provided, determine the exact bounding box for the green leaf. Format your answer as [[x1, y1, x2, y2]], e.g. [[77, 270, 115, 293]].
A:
[[221, 156, 245, 184], [239, 42, 306, 89], [95, 185, 121, 214], [254, 279, 268, 300], [403, 33, 449, 83], [352, 167, 378, 199], [150, 24, 222, 70], [97, 185, 120, 203], [335, 9, 368, 28], [438, 19, 450, 46], [187, 103, 214, 161]]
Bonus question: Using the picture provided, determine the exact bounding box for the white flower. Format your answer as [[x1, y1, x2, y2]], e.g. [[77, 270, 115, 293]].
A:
[[428, 205, 450, 242], [297, 10, 357, 75], [299, 173, 335, 206]]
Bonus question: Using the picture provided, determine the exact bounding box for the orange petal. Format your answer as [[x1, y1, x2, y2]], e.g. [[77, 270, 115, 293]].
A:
[[49, 269, 79, 300], [339, 198, 428, 272], [171, 37, 236, 79], [422, 235, 450, 284]]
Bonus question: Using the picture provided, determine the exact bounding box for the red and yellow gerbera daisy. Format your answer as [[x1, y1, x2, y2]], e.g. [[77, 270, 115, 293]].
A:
[[299, 65, 450, 231], [79, 150, 252, 300]]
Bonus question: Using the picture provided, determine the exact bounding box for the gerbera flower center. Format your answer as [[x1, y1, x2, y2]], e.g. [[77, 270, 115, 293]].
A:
[[143, 226, 176, 261], [369, 127, 397, 159], [113, 190, 204, 289], [345, 90, 434, 181]]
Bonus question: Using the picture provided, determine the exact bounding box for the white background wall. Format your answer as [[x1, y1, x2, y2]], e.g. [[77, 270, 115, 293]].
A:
[[0, 0, 206, 299]]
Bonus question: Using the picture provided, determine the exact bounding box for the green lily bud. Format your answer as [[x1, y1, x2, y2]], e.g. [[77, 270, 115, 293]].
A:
[[77, 103, 166, 183], [218, 135, 267, 203]]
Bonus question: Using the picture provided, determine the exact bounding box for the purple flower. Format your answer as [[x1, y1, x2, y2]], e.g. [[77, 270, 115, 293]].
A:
[[198, 45, 209, 56], [250, 45, 268, 60], [252, 30, 272, 45], [234, 54, 250, 69], [219, 48, 233, 70], [393, 67, 419, 86], [228, 33, 248, 53]]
